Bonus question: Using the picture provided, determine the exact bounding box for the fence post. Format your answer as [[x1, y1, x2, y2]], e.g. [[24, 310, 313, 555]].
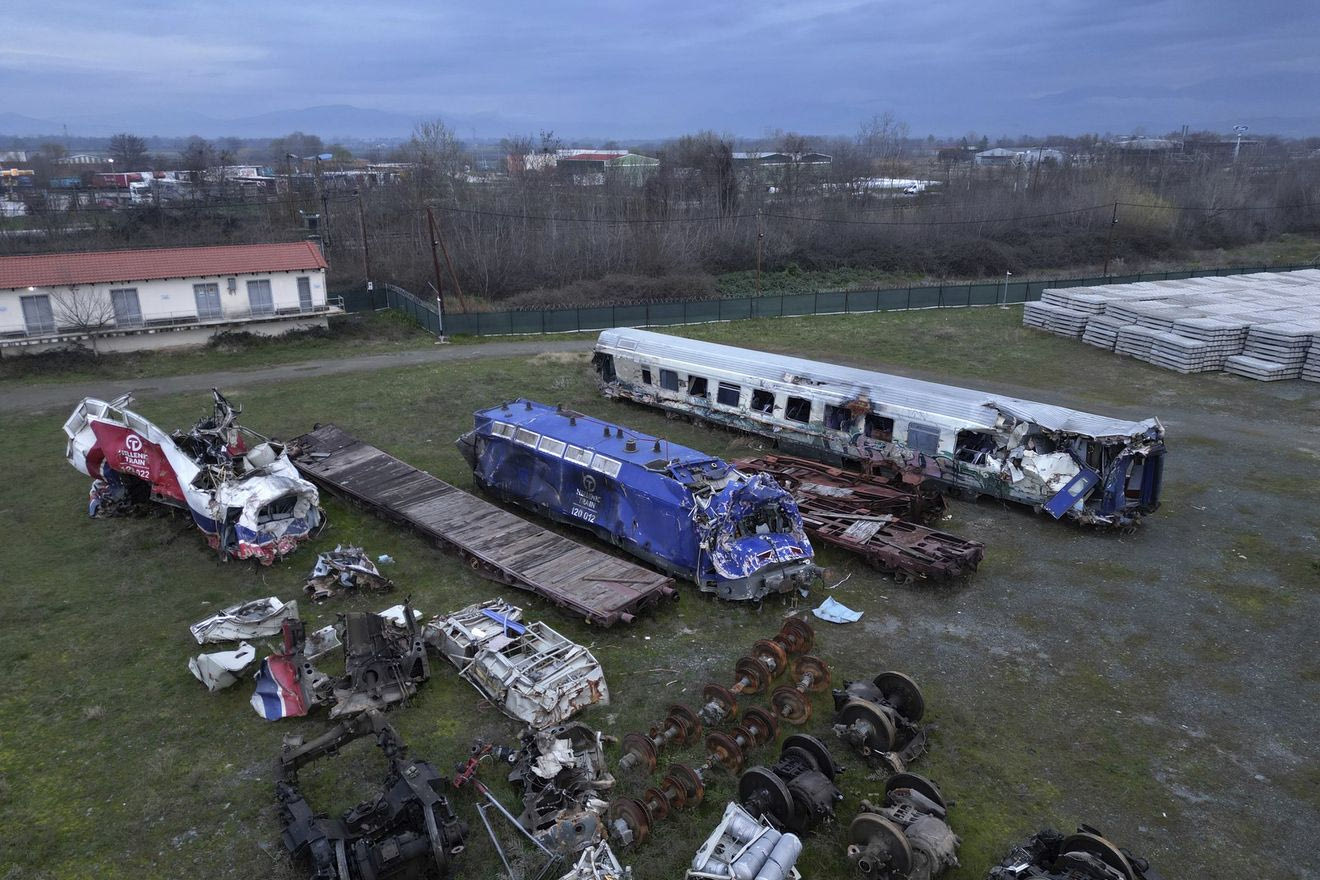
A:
[[780, 293, 785, 318], [906, 287, 911, 310], [646, 304, 650, 326], [683, 301, 688, 325]]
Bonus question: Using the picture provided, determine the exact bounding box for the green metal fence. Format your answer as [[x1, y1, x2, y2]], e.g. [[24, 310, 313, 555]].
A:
[[334, 263, 1314, 338]]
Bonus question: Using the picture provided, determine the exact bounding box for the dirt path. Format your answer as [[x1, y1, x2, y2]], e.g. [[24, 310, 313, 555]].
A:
[[0, 339, 595, 414]]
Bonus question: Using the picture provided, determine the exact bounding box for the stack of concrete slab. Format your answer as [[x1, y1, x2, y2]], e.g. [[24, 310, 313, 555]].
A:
[[1146, 333, 1222, 373], [1223, 354, 1300, 381], [1303, 334, 1320, 383], [1025, 269, 1320, 382], [1080, 315, 1128, 351], [1114, 324, 1162, 359], [1022, 301, 1089, 337]]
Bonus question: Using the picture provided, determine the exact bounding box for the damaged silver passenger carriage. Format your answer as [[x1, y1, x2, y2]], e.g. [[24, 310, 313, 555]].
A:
[[593, 329, 1165, 528], [64, 389, 323, 562]]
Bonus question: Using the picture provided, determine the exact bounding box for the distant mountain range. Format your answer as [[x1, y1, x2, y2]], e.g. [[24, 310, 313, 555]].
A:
[[0, 104, 529, 140]]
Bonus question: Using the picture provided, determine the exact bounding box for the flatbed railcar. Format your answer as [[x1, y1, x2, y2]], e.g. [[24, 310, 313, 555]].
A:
[[592, 329, 1165, 527], [458, 399, 819, 601]]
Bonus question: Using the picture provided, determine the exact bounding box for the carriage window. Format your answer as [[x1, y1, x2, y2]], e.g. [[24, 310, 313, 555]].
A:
[[641, 367, 653, 385], [689, 376, 709, 398], [750, 390, 775, 414], [659, 369, 679, 391], [825, 405, 854, 432], [717, 382, 742, 407], [785, 397, 811, 424], [906, 423, 941, 455], [865, 413, 894, 441]]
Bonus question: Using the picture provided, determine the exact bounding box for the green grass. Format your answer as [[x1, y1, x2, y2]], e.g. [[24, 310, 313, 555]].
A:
[[1, 307, 1317, 879], [0, 310, 437, 386]]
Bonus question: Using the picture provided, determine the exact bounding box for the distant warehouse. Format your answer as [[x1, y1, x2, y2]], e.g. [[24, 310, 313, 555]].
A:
[[0, 241, 340, 355]]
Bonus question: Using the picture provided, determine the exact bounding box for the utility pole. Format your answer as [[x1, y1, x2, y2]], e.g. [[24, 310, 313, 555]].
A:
[[355, 189, 371, 285], [1102, 202, 1119, 277], [433, 214, 469, 313], [755, 208, 764, 297], [426, 207, 447, 321]]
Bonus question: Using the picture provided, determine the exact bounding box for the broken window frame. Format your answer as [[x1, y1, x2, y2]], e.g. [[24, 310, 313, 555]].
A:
[[640, 367, 653, 385], [689, 376, 709, 399], [906, 423, 942, 455], [785, 396, 812, 424], [659, 368, 680, 391], [750, 389, 776, 414], [716, 381, 742, 408]]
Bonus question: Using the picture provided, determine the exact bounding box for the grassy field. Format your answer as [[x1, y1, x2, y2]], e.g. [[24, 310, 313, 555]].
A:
[[1, 307, 1317, 879]]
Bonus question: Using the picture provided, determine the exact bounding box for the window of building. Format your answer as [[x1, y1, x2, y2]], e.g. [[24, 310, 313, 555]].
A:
[[194, 283, 222, 320], [689, 376, 709, 398], [640, 367, 653, 385], [751, 389, 775, 413], [717, 382, 742, 407], [110, 288, 142, 327], [296, 276, 313, 311], [785, 396, 811, 424], [659, 368, 679, 391], [246, 279, 274, 316], [906, 423, 942, 455], [20, 294, 55, 334]]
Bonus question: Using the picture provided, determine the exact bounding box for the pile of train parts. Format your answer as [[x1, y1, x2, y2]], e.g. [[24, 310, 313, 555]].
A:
[[832, 671, 932, 774], [986, 827, 1163, 880], [275, 710, 469, 879], [846, 774, 959, 880], [737, 734, 845, 835], [736, 454, 984, 585]]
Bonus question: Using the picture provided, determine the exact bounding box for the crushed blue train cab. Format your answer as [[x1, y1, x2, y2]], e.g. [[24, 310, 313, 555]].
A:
[[458, 399, 820, 601]]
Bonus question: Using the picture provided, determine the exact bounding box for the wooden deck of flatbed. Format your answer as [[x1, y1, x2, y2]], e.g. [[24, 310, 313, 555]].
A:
[[289, 424, 675, 626]]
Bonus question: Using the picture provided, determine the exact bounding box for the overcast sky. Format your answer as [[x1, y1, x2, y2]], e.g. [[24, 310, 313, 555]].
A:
[[4, 0, 1318, 139]]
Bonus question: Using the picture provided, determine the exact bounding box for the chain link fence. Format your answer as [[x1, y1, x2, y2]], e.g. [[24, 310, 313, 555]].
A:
[[334, 263, 1314, 338]]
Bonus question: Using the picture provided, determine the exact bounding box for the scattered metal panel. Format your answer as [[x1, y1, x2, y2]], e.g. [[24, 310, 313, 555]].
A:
[[188, 642, 256, 692], [560, 840, 631, 880], [304, 544, 394, 601], [288, 424, 675, 627], [986, 827, 1162, 880], [190, 596, 299, 644], [1044, 467, 1101, 519], [736, 456, 983, 584]]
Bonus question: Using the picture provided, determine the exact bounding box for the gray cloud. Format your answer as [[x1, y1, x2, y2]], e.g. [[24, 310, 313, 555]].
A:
[[2, 0, 1317, 138]]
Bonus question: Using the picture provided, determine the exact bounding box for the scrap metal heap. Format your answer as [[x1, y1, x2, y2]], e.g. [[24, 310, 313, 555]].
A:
[[275, 710, 468, 880], [832, 672, 932, 774], [504, 722, 618, 855], [985, 827, 1163, 880], [305, 545, 394, 601], [846, 774, 960, 880], [736, 454, 984, 585], [737, 734, 845, 835], [425, 599, 609, 728], [250, 603, 429, 721], [685, 801, 803, 880]]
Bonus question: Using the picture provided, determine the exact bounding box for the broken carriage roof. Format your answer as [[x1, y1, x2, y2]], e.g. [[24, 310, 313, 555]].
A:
[[596, 328, 1162, 440], [476, 398, 740, 484]]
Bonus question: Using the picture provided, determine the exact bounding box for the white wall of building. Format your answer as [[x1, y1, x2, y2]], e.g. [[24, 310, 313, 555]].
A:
[[0, 268, 327, 336]]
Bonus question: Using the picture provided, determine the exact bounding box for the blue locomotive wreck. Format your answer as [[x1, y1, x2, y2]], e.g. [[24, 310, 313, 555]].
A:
[[458, 399, 820, 601]]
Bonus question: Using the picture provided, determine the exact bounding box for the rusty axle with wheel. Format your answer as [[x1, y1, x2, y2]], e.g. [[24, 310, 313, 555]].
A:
[[769, 655, 832, 724], [617, 703, 702, 773]]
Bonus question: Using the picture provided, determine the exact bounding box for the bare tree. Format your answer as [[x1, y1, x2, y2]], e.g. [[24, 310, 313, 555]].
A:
[[108, 133, 150, 169], [856, 113, 910, 174], [51, 285, 116, 355], [406, 119, 468, 197]]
